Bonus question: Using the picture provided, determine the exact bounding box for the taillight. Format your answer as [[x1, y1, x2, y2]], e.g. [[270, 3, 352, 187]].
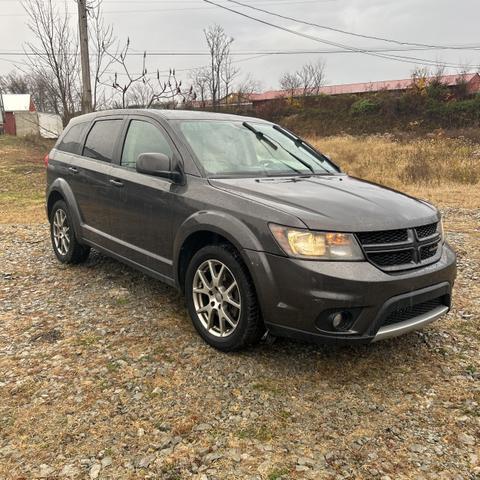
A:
[[44, 153, 49, 167]]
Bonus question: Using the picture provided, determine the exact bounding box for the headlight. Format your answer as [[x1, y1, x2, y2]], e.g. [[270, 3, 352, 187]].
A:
[[269, 224, 364, 260], [438, 218, 445, 242]]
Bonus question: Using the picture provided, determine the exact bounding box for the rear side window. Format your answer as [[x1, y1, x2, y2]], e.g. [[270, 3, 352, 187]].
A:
[[83, 119, 123, 163], [121, 120, 173, 169], [57, 122, 89, 155]]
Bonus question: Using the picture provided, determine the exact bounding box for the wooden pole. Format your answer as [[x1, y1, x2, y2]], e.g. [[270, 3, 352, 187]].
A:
[[78, 0, 93, 113]]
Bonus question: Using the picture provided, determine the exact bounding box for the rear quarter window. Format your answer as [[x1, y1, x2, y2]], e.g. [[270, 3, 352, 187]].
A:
[[83, 119, 123, 163], [56, 122, 89, 155]]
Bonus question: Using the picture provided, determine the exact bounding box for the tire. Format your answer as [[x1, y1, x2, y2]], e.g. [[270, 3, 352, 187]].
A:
[[49, 200, 90, 264], [185, 244, 264, 351]]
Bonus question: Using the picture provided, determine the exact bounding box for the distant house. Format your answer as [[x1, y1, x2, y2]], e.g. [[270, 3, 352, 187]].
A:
[[0, 94, 36, 135], [0, 93, 62, 138], [248, 73, 480, 106]]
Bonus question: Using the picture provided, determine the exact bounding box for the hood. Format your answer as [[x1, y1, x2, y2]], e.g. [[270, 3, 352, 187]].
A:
[[209, 175, 439, 232]]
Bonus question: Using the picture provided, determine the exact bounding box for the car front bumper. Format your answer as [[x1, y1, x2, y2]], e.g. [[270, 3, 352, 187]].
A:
[[244, 243, 457, 344]]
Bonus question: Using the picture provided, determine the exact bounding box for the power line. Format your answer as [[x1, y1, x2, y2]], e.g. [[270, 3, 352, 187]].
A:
[[0, 0, 336, 16], [225, 0, 479, 51], [2, 44, 480, 57], [203, 0, 480, 69]]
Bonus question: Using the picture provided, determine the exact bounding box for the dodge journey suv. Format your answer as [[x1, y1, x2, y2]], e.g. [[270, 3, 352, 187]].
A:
[[46, 110, 456, 351]]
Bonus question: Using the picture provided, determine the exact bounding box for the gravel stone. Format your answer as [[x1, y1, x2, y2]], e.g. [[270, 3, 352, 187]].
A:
[[0, 205, 479, 479], [60, 464, 80, 477], [457, 433, 476, 446], [38, 464, 55, 478], [89, 463, 101, 479], [100, 457, 112, 468]]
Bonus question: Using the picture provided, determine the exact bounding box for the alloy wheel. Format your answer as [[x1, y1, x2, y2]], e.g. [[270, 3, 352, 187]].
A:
[[52, 208, 70, 256], [192, 259, 242, 337]]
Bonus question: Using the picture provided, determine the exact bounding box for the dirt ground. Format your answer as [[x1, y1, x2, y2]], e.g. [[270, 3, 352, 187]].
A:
[[0, 135, 479, 479]]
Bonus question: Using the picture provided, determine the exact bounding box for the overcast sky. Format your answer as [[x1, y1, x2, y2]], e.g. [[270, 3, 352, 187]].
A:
[[1, 0, 479, 91]]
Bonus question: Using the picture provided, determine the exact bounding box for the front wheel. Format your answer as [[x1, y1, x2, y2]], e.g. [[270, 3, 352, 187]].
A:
[[50, 200, 90, 264], [185, 245, 264, 351]]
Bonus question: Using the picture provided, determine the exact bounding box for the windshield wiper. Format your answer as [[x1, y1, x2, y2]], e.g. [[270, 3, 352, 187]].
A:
[[243, 122, 304, 174], [260, 128, 315, 173], [273, 125, 330, 165], [243, 121, 315, 174], [242, 122, 278, 150]]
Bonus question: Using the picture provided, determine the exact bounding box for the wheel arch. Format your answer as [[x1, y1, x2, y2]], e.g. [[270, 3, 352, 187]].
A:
[[174, 211, 263, 292], [46, 178, 83, 236]]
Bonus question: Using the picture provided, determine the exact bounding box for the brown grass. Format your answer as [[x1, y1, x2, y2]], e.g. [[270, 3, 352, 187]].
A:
[[311, 134, 480, 209], [0, 135, 54, 223], [1, 133, 479, 222]]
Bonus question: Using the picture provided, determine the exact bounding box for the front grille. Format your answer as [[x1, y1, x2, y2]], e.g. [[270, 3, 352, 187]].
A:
[[357, 228, 408, 245], [383, 297, 444, 327], [416, 222, 438, 239], [368, 249, 414, 267], [356, 222, 441, 272], [420, 244, 438, 261]]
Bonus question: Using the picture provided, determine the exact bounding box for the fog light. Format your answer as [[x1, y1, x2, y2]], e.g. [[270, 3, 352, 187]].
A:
[[329, 311, 354, 331]]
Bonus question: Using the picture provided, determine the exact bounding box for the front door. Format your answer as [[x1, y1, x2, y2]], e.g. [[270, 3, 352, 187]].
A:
[[106, 117, 182, 280]]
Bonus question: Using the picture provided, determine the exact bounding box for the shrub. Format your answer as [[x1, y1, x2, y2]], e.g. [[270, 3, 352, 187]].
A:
[[426, 81, 450, 101], [350, 98, 381, 116]]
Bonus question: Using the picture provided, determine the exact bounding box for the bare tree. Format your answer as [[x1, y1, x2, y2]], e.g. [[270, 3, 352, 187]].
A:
[[221, 57, 239, 103], [235, 74, 261, 105], [189, 67, 211, 107], [298, 60, 326, 96], [0, 72, 30, 94], [88, 0, 116, 110], [279, 72, 301, 98], [126, 82, 152, 108], [144, 69, 194, 109], [99, 38, 149, 108], [0, 70, 60, 114], [99, 39, 194, 109], [280, 60, 326, 98], [21, 0, 80, 124], [204, 25, 234, 107]]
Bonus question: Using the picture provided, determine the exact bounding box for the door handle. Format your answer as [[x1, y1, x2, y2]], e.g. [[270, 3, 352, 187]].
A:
[[68, 167, 79, 174], [109, 179, 124, 187]]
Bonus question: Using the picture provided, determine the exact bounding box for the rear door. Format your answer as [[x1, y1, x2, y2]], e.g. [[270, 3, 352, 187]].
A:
[[106, 116, 183, 279], [73, 117, 125, 240], [53, 120, 90, 201]]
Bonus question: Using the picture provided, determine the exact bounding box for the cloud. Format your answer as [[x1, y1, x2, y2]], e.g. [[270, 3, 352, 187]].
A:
[[1, 0, 478, 89]]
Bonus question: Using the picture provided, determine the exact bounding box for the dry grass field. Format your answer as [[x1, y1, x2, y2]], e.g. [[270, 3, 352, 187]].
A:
[[314, 134, 480, 210], [0, 134, 479, 479]]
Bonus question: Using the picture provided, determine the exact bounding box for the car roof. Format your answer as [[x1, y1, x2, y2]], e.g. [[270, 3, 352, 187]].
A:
[[68, 109, 271, 125]]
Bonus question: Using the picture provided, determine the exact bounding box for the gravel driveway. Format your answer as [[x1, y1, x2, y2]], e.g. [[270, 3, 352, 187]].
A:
[[0, 212, 478, 479]]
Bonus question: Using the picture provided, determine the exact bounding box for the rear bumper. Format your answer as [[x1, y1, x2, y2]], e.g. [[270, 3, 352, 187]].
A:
[[244, 243, 456, 344]]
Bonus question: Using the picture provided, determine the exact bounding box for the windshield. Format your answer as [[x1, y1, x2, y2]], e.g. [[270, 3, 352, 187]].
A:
[[178, 120, 339, 177]]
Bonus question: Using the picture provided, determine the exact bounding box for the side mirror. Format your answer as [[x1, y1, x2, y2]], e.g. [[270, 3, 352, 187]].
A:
[[136, 152, 182, 182]]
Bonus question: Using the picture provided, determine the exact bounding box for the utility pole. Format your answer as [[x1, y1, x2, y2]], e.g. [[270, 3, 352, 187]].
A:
[[77, 0, 93, 113]]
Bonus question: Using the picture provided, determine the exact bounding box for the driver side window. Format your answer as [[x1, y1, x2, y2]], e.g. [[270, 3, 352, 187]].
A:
[[121, 120, 173, 169]]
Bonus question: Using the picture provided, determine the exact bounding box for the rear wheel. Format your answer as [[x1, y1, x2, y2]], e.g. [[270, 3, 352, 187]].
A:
[[185, 244, 263, 351], [50, 200, 90, 264]]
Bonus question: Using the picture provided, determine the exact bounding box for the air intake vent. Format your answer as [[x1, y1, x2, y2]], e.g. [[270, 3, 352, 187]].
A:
[[383, 297, 445, 326]]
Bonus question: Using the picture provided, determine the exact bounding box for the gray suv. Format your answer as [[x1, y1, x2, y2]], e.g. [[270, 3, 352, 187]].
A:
[[46, 110, 456, 351]]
